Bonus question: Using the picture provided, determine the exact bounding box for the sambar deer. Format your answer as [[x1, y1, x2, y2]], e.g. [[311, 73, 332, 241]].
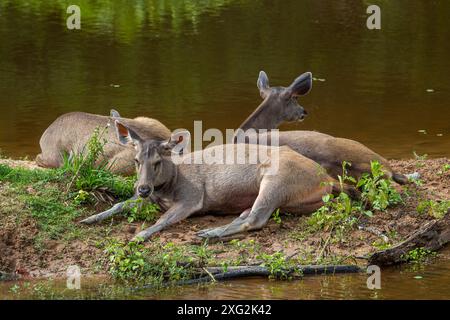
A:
[[35, 110, 170, 175], [81, 120, 358, 241], [235, 71, 409, 184]]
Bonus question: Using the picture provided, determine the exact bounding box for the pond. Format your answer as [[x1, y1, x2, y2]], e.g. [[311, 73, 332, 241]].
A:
[[0, 0, 449, 299]]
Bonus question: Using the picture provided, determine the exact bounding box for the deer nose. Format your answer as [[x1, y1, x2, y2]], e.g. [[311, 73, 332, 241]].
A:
[[303, 109, 308, 116], [138, 185, 151, 198]]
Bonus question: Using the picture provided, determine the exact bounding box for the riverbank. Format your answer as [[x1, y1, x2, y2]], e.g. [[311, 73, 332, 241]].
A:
[[0, 157, 449, 283]]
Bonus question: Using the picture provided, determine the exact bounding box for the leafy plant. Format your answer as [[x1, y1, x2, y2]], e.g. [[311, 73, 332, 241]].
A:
[[61, 127, 135, 200], [257, 252, 292, 280], [413, 151, 428, 168], [308, 162, 360, 231], [401, 247, 436, 263], [271, 208, 282, 225], [104, 238, 147, 281], [124, 198, 160, 223], [308, 192, 359, 232], [74, 190, 92, 205], [372, 239, 392, 250]]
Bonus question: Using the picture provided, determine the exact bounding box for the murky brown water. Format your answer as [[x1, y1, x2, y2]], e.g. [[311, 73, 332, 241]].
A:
[[0, 0, 449, 299], [0, 0, 450, 159]]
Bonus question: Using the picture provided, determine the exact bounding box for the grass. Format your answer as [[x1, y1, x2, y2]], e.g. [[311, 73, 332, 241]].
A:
[[0, 132, 444, 289], [306, 160, 403, 249], [123, 198, 160, 224]]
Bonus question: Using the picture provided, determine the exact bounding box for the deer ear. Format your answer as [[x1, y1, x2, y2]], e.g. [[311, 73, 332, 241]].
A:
[[114, 120, 142, 146], [257, 71, 270, 99], [285, 72, 312, 97], [160, 130, 190, 153]]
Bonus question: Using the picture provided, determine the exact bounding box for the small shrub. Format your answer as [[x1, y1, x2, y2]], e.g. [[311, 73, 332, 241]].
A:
[[61, 127, 135, 200], [372, 239, 392, 250], [308, 192, 359, 232], [401, 247, 436, 263], [257, 252, 292, 280]]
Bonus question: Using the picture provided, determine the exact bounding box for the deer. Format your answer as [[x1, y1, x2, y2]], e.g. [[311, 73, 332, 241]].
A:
[[234, 70, 409, 184], [80, 120, 360, 241], [35, 110, 171, 175]]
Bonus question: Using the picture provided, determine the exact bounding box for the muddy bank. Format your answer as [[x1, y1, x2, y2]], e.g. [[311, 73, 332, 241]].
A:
[[0, 157, 449, 280]]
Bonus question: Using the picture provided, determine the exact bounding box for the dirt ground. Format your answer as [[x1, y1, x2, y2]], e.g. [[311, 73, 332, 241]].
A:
[[0, 157, 449, 279]]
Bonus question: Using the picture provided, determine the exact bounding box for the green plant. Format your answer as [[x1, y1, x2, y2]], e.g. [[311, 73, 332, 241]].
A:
[[228, 239, 260, 265], [61, 127, 135, 200], [257, 252, 292, 279], [308, 192, 359, 232], [74, 189, 92, 205], [271, 208, 282, 225], [372, 239, 392, 250], [105, 238, 147, 281], [124, 198, 160, 223], [191, 241, 212, 266], [308, 162, 361, 231], [413, 151, 428, 168], [437, 163, 450, 175], [357, 161, 402, 212], [417, 199, 450, 219]]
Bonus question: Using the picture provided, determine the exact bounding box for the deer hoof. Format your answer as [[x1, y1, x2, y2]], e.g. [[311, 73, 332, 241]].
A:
[[196, 228, 224, 239]]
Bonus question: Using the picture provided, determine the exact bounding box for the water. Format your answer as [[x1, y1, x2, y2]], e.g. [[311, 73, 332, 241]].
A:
[[0, 0, 449, 299]]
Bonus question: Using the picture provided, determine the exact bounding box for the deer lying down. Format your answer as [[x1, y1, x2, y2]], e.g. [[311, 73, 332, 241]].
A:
[[35, 110, 170, 175], [81, 120, 358, 241], [235, 71, 409, 184]]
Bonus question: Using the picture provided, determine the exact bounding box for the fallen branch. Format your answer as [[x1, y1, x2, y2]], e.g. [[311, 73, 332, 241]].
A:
[[369, 211, 450, 266]]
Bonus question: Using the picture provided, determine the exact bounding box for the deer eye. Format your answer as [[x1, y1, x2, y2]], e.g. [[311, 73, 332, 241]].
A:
[[134, 158, 140, 165]]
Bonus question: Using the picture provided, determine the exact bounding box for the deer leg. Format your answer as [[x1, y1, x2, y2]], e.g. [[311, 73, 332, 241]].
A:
[[197, 189, 279, 239], [79, 195, 138, 224], [133, 203, 197, 242]]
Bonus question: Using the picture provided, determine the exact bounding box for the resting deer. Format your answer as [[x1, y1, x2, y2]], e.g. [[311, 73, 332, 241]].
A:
[[235, 71, 409, 184], [35, 110, 170, 175], [81, 120, 358, 241]]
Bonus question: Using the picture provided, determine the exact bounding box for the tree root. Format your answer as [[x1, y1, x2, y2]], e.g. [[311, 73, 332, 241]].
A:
[[369, 211, 450, 266]]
